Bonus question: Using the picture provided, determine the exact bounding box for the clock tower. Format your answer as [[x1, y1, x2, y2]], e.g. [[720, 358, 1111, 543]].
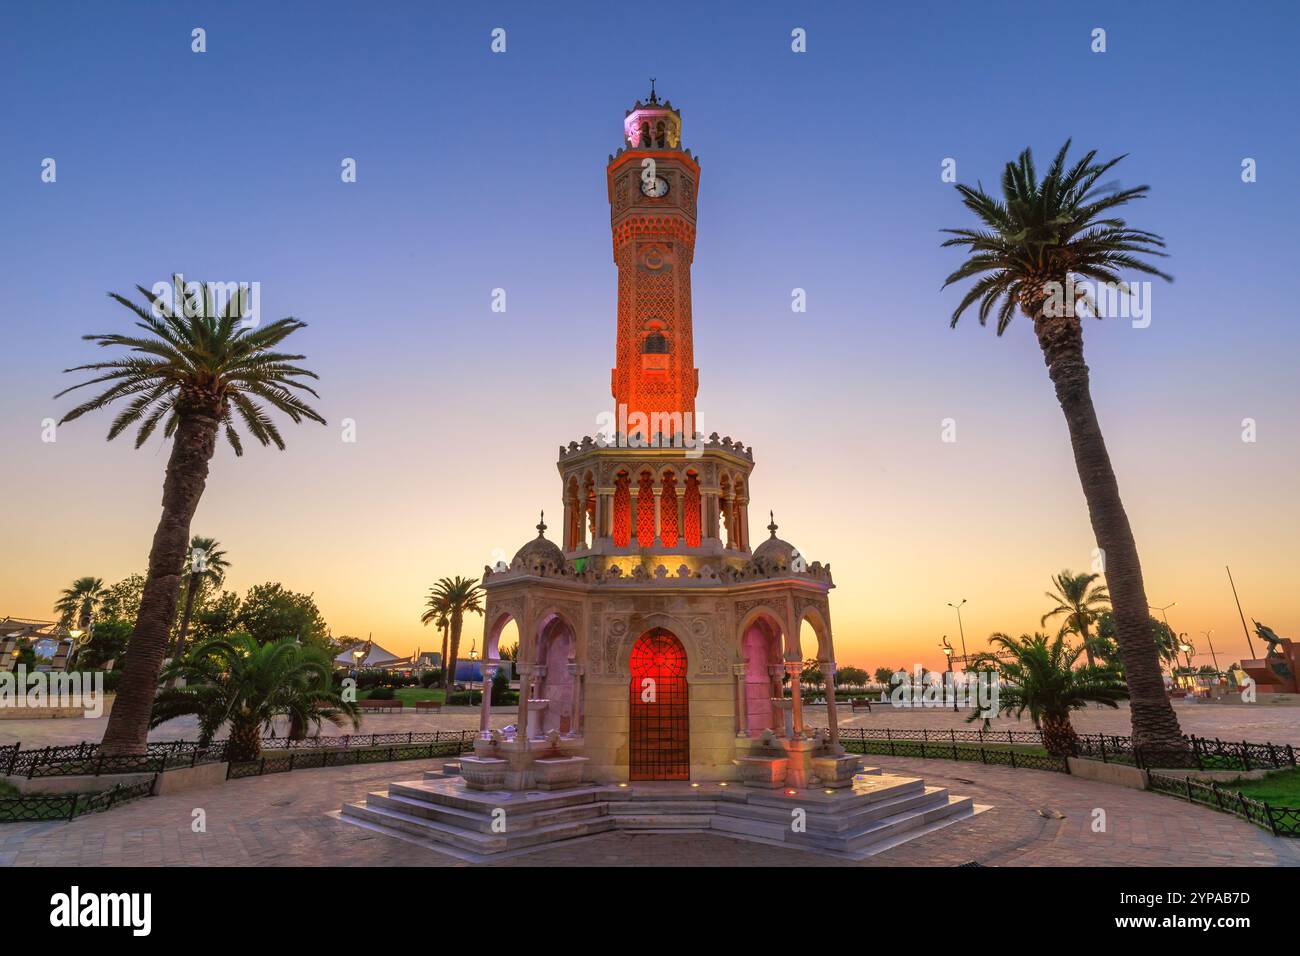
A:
[[606, 83, 701, 441]]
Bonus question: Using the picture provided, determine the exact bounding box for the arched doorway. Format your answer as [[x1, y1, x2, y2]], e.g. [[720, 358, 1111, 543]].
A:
[[628, 628, 690, 780]]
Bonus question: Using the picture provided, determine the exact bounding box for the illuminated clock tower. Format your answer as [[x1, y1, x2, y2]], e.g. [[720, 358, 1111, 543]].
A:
[[606, 83, 700, 438]]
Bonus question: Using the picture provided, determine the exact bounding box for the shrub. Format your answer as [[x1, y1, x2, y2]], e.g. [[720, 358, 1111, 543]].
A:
[[367, 686, 396, 701]]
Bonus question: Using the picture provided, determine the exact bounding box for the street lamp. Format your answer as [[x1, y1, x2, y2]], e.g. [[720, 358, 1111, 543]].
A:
[[947, 599, 969, 670], [940, 637, 955, 712], [1149, 601, 1177, 677]]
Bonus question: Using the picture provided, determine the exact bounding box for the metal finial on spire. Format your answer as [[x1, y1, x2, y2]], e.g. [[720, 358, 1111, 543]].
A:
[[537, 511, 547, 536], [767, 511, 778, 538], [649, 77, 658, 104]]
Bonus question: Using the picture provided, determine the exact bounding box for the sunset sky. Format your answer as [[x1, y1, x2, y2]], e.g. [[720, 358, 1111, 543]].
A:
[[2, 1, 1297, 672]]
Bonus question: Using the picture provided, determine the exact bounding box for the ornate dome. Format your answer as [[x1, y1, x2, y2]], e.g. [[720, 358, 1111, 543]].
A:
[[752, 512, 799, 567], [513, 513, 565, 568]]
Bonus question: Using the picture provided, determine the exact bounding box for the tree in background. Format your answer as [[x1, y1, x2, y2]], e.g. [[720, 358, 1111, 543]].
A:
[[969, 631, 1129, 756], [1041, 569, 1111, 667], [835, 665, 869, 687], [99, 574, 146, 624], [873, 666, 897, 686], [236, 582, 329, 647], [426, 577, 485, 693], [420, 588, 450, 676], [53, 576, 108, 632], [153, 634, 358, 759], [172, 536, 230, 661]]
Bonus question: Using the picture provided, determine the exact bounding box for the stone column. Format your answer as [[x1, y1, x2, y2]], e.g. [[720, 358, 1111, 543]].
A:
[[562, 499, 574, 551], [822, 659, 841, 752], [697, 491, 706, 547], [478, 659, 500, 739], [785, 661, 805, 739], [514, 662, 535, 749], [650, 486, 660, 546], [594, 493, 605, 542], [567, 662, 581, 736], [732, 662, 748, 736]]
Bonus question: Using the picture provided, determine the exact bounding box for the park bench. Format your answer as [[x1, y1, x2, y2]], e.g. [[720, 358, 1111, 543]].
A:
[[851, 698, 872, 712], [358, 699, 403, 713], [414, 700, 443, 713]]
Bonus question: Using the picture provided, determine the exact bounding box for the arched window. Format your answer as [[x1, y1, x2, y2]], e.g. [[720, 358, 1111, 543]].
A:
[[643, 331, 669, 354], [613, 471, 631, 547], [659, 471, 679, 548], [655, 121, 667, 148]]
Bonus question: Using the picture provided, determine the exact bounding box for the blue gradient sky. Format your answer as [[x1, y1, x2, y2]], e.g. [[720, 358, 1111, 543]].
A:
[[2, 1, 1297, 668]]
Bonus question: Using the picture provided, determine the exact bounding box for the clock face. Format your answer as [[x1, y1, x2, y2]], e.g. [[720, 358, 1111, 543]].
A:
[[640, 175, 669, 198]]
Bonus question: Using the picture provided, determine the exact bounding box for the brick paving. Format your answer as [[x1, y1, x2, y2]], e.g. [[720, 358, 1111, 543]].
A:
[[3, 754, 1296, 867]]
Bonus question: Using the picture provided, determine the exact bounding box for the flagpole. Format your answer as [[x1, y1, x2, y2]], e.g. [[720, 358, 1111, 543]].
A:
[[1226, 565, 1257, 658]]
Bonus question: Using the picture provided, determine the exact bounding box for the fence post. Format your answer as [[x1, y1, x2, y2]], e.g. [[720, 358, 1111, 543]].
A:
[[1287, 744, 1296, 768], [1184, 777, 1192, 801], [1099, 736, 1107, 763], [1263, 801, 1279, 837], [1267, 743, 1279, 768], [1240, 741, 1250, 771], [67, 793, 79, 822], [5, 742, 17, 776], [1009, 750, 1017, 769]]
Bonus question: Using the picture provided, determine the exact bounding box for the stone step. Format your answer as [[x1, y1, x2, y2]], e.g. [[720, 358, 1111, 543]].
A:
[[370, 791, 607, 834], [841, 795, 976, 855], [390, 778, 603, 815], [715, 785, 947, 833], [341, 800, 617, 855]]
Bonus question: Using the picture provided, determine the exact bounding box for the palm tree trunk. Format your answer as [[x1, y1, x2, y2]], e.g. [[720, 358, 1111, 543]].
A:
[[1033, 306, 1186, 755], [1041, 712, 1080, 757], [445, 612, 464, 693], [163, 577, 201, 690], [439, 624, 449, 688], [1079, 617, 1096, 668], [228, 719, 262, 763], [98, 404, 220, 755]]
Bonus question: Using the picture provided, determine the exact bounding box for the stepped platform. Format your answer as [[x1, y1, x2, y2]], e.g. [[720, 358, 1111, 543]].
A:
[[335, 766, 984, 862]]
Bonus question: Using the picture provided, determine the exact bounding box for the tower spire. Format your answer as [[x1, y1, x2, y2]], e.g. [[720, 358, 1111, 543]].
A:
[[536, 510, 547, 537], [767, 511, 778, 538], [648, 77, 658, 104]]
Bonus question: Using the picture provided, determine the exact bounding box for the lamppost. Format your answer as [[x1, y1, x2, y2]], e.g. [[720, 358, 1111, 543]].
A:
[[1149, 601, 1177, 677], [940, 637, 955, 712], [1200, 629, 1221, 675], [947, 599, 969, 669], [1177, 636, 1194, 692]]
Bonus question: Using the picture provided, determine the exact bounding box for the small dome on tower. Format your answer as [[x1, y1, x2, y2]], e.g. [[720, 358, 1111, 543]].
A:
[[752, 512, 800, 567], [624, 79, 682, 149], [512, 512, 565, 569]]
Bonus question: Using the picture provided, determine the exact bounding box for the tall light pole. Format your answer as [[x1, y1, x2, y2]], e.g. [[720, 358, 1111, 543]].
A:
[[947, 599, 968, 669], [1200, 629, 1221, 675], [1149, 601, 1177, 677], [940, 637, 956, 712]]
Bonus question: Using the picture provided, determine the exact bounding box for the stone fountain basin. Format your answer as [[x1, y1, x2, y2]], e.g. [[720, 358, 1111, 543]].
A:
[[736, 753, 789, 789], [533, 755, 589, 791], [811, 752, 862, 788]]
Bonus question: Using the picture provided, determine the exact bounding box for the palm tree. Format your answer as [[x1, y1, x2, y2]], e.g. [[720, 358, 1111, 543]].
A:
[[1042, 570, 1111, 668], [425, 577, 484, 692], [153, 634, 359, 761], [968, 632, 1129, 756], [172, 536, 230, 661], [942, 142, 1185, 755], [56, 276, 325, 754], [53, 576, 108, 632], [420, 588, 451, 679]]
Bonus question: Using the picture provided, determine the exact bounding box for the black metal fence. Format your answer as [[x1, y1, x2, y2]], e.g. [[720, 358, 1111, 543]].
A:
[[826, 727, 1297, 773], [227, 733, 475, 779], [835, 728, 1069, 773], [2, 731, 479, 780], [1147, 771, 1300, 838], [0, 777, 156, 824]]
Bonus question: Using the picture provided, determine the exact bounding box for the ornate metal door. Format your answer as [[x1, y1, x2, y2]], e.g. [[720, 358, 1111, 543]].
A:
[[628, 628, 690, 780]]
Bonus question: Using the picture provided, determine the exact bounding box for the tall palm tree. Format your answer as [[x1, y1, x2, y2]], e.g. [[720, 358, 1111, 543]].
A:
[[942, 141, 1185, 755], [153, 634, 359, 761], [172, 536, 230, 659], [1041, 569, 1111, 668], [419, 589, 451, 679], [56, 276, 324, 754], [53, 576, 108, 632], [968, 632, 1129, 756], [425, 577, 484, 692]]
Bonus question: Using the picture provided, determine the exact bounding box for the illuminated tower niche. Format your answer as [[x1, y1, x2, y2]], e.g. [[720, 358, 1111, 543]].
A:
[[606, 84, 700, 442]]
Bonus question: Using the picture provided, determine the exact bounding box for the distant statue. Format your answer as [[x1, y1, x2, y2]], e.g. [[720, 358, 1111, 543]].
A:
[[1254, 621, 1288, 657]]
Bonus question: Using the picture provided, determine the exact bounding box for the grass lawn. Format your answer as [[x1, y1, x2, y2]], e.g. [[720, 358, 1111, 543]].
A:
[[847, 739, 1050, 757], [1221, 767, 1300, 805], [358, 687, 446, 705]]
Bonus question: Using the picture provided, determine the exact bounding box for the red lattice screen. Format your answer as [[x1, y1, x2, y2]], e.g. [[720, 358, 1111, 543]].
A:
[[683, 473, 701, 547], [629, 629, 690, 780], [613, 475, 631, 547], [636, 473, 656, 545], [659, 473, 679, 547]]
